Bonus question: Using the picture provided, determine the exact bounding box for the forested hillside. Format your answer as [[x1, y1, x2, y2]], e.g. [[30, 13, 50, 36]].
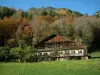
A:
[[0, 6, 100, 62]]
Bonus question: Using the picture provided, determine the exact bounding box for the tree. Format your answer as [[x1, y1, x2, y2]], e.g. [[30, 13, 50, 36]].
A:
[[74, 16, 94, 43], [74, 16, 100, 52], [23, 46, 37, 62], [72, 11, 83, 17], [20, 25, 33, 46], [39, 7, 47, 16], [0, 6, 16, 19], [51, 16, 75, 37], [93, 11, 100, 18], [31, 16, 53, 44], [0, 18, 22, 46], [10, 46, 25, 62], [27, 7, 36, 19], [11, 9, 26, 19], [0, 46, 10, 62], [7, 38, 18, 48], [10, 46, 37, 62], [46, 6, 55, 16], [15, 21, 33, 48]]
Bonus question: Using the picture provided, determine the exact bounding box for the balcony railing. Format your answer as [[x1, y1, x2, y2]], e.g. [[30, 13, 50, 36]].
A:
[[37, 46, 84, 51]]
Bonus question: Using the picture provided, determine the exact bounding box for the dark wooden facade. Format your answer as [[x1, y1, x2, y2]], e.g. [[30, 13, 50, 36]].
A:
[[34, 34, 88, 61]]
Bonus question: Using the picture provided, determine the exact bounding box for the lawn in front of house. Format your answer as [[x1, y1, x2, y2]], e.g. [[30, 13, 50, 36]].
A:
[[0, 52, 100, 75]]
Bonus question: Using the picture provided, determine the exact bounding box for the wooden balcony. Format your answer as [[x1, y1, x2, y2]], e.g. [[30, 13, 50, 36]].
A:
[[37, 46, 84, 52]]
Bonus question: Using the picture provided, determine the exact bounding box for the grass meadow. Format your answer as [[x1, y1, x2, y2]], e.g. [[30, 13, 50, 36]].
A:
[[0, 52, 100, 75]]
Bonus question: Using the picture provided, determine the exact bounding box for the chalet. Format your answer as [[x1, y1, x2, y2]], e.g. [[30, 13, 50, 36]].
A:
[[34, 34, 88, 61]]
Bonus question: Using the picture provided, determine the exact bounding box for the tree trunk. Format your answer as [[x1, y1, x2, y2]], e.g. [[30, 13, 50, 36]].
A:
[[5, 56, 7, 63]]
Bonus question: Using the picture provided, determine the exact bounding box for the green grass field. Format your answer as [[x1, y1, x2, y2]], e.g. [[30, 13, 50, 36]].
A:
[[0, 52, 100, 75]]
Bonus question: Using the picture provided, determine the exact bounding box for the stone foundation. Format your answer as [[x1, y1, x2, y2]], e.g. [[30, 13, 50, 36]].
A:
[[81, 56, 88, 60]]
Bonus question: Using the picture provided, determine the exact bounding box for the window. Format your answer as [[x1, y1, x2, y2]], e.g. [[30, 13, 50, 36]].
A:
[[59, 51, 64, 54], [39, 53, 42, 55], [67, 51, 70, 54], [78, 50, 83, 53], [60, 52, 63, 54], [71, 51, 75, 54], [49, 52, 52, 55], [44, 53, 48, 55]]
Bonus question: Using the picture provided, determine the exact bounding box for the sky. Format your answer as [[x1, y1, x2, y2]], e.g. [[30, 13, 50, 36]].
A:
[[0, 0, 100, 15]]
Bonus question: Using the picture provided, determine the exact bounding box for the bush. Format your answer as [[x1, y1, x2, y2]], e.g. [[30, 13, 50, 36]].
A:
[[0, 46, 10, 62], [10, 46, 38, 62]]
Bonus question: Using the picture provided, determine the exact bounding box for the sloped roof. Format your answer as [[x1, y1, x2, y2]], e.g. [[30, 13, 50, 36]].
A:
[[46, 35, 72, 43], [34, 34, 56, 47], [34, 34, 73, 47]]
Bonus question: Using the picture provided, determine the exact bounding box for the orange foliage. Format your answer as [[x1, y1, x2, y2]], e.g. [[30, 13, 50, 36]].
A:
[[36, 16, 57, 23], [0, 17, 29, 42], [55, 9, 69, 15]]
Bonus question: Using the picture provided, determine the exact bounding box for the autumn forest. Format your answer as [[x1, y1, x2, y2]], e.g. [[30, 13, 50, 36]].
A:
[[0, 6, 100, 62]]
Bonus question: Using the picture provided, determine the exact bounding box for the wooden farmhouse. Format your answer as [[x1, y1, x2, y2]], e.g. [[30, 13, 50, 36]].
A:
[[34, 34, 88, 61]]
